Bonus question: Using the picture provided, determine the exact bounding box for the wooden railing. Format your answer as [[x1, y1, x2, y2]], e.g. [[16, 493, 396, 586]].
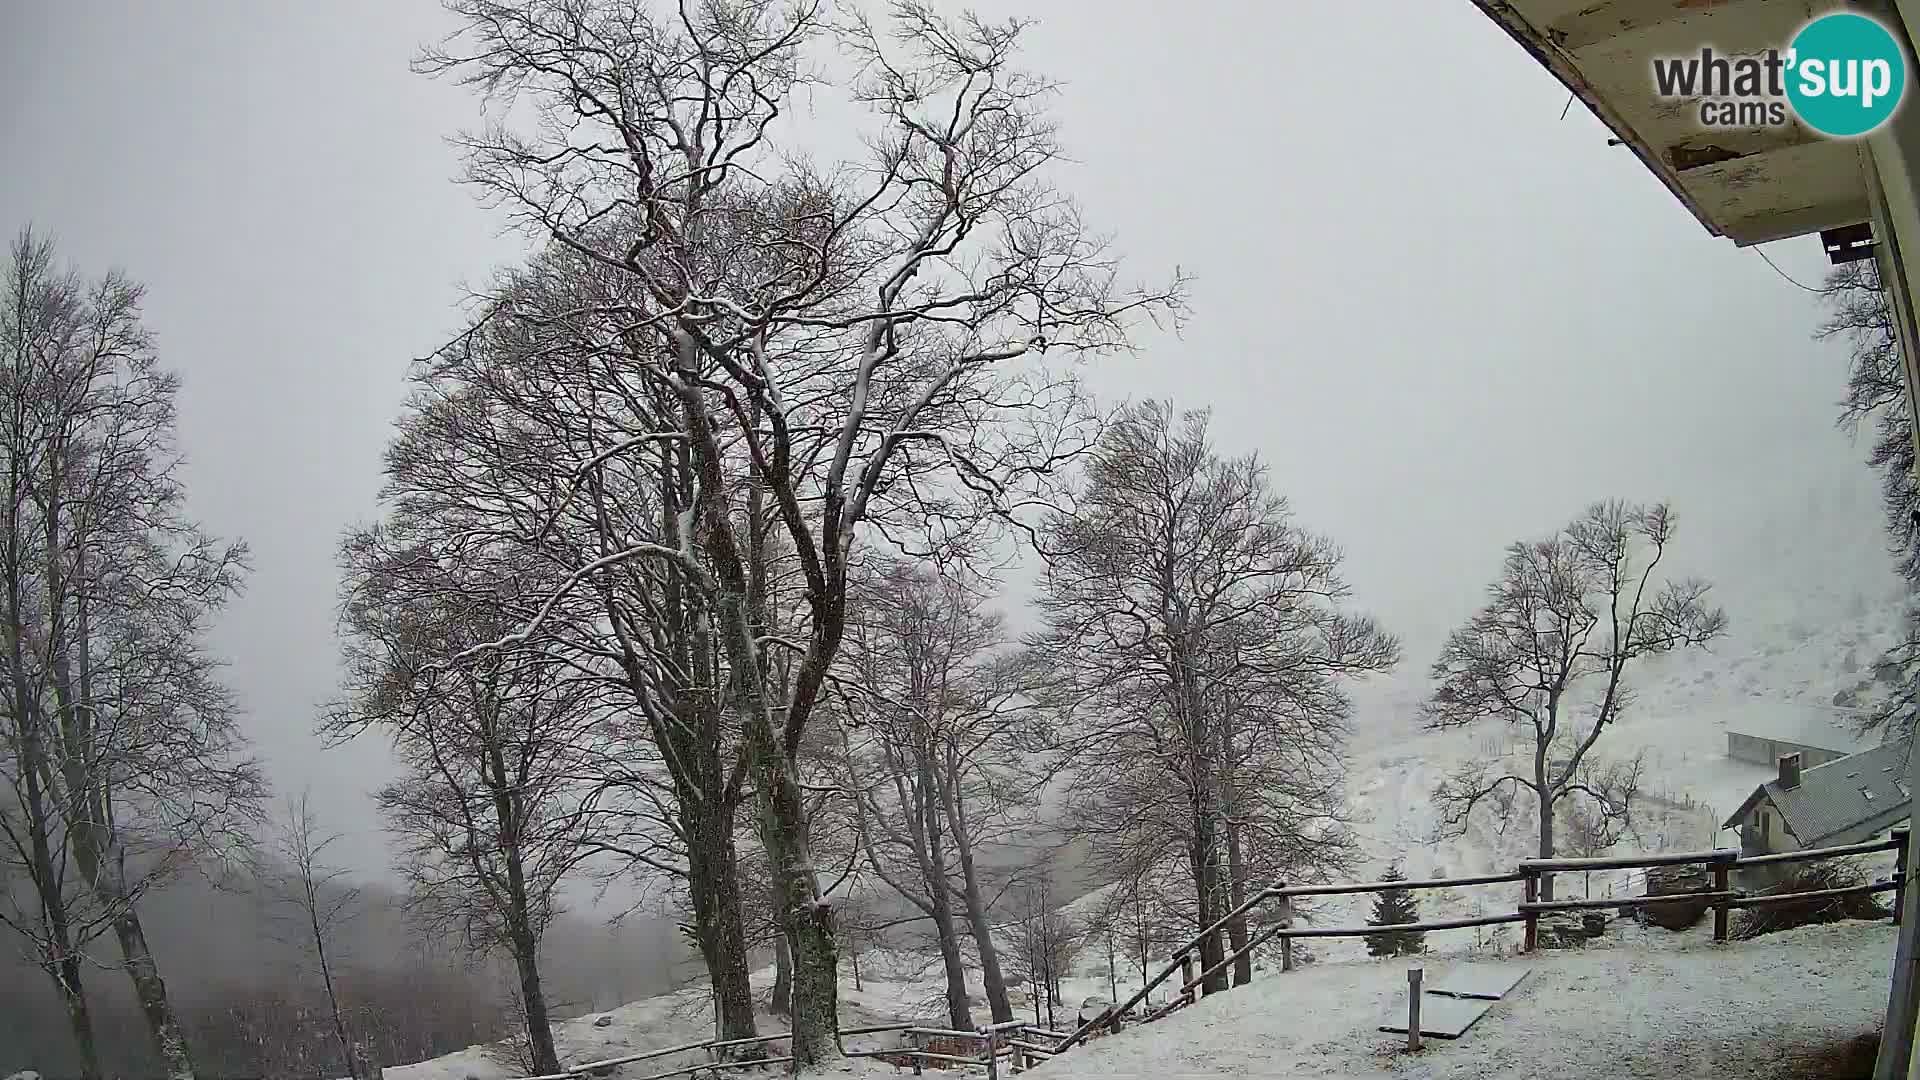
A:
[[1056, 827, 1911, 1052]]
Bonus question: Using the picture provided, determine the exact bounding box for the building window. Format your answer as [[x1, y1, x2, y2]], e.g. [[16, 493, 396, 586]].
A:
[[1761, 811, 1771, 842]]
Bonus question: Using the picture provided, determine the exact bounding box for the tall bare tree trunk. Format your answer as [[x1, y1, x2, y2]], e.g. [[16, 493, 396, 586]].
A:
[[47, 486, 199, 1080], [6, 515, 100, 1080], [15, 722, 100, 1080], [1187, 800, 1226, 995], [1179, 681, 1226, 993], [938, 769, 1013, 1023], [484, 724, 559, 1076], [917, 767, 973, 1030], [742, 717, 838, 1068], [1222, 817, 1251, 987], [1217, 712, 1251, 987], [641, 434, 760, 1048], [756, 782, 796, 1019], [310, 901, 357, 1077], [1535, 747, 1556, 902], [673, 354, 837, 1070], [111, 888, 195, 1080], [686, 798, 759, 1044]]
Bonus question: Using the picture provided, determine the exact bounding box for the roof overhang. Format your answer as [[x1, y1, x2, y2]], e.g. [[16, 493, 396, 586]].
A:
[[1471, 0, 1887, 245]]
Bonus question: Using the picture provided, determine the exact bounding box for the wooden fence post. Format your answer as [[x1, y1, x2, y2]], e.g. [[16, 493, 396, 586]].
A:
[[1278, 885, 1294, 973], [908, 1030, 923, 1077], [1179, 954, 1195, 1005], [1521, 869, 1539, 954], [1896, 826, 1911, 926], [1406, 968, 1423, 1052], [981, 1029, 998, 1080], [1711, 851, 1734, 942]]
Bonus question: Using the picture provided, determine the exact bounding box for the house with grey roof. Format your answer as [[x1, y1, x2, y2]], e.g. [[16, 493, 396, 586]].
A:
[[1721, 737, 1913, 884]]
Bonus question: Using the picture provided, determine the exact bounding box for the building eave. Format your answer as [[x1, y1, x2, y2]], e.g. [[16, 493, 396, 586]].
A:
[[1468, 0, 1880, 246]]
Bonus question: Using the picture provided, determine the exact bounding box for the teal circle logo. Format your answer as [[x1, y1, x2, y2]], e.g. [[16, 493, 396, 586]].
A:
[[1786, 12, 1907, 137]]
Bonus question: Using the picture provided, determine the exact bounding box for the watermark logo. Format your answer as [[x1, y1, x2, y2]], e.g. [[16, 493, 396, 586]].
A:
[[1650, 11, 1907, 138]]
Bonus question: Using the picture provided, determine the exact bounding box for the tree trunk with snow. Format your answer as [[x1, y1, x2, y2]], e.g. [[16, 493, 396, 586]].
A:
[[487, 732, 560, 1077], [111, 896, 196, 1080], [919, 765, 974, 1030], [688, 799, 759, 1043], [943, 776, 1014, 1024]]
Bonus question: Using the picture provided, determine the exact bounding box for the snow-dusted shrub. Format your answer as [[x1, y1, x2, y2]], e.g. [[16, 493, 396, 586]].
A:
[[1730, 861, 1891, 940]]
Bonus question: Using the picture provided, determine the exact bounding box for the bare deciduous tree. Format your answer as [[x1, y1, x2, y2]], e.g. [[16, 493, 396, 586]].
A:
[[412, 1, 1180, 1065], [1006, 878, 1079, 1030], [1033, 401, 1396, 995], [331, 535, 603, 1077], [0, 227, 261, 1080], [836, 558, 1035, 1026], [263, 791, 364, 1078], [1424, 501, 1725, 899]]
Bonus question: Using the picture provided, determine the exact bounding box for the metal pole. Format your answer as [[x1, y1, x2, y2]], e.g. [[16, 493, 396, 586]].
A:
[[1407, 968, 1423, 1052]]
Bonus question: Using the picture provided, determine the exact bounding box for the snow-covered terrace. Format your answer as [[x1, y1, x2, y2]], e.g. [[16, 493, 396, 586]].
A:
[[1037, 920, 1894, 1080]]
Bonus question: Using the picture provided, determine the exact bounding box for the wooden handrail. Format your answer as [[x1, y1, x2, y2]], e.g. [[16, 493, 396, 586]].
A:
[[1270, 912, 1528, 940], [1167, 885, 1282, 960], [1518, 891, 1737, 913], [1276, 870, 1527, 898], [1725, 879, 1902, 909], [1520, 847, 1739, 872], [1733, 833, 1905, 867], [1179, 907, 1302, 994]]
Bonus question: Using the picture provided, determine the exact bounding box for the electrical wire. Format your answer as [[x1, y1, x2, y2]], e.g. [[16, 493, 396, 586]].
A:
[[1754, 247, 1824, 294]]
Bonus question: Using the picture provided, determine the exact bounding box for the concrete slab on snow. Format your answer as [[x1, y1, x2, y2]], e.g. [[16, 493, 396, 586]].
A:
[[1427, 963, 1532, 1001], [1377, 993, 1495, 1040]]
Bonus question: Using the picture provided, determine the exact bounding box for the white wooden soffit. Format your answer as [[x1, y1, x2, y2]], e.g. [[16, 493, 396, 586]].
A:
[[1471, 0, 1879, 245]]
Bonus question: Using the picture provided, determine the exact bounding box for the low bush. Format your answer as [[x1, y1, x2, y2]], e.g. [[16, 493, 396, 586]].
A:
[[1730, 860, 1890, 941]]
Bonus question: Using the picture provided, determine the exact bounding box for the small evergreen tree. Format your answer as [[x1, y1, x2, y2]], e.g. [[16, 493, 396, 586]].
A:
[[1364, 864, 1425, 957]]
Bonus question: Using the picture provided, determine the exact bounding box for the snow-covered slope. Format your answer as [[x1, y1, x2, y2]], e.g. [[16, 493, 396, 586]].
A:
[[1036, 920, 1897, 1080]]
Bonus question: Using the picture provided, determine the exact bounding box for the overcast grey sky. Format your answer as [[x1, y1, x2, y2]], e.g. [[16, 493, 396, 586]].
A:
[[1, 1, 1894, 877]]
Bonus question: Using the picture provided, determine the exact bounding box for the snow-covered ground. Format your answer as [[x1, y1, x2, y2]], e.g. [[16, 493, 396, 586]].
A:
[[1031, 919, 1897, 1080]]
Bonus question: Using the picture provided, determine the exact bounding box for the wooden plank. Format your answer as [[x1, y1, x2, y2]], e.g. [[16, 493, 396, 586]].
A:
[[1276, 871, 1527, 899], [1725, 880, 1901, 909], [1733, 835, 1904, 867], [1519, 891, 1736, 913], [1276, 913, 1528, 939], [1521, 848, 1738, 873]]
